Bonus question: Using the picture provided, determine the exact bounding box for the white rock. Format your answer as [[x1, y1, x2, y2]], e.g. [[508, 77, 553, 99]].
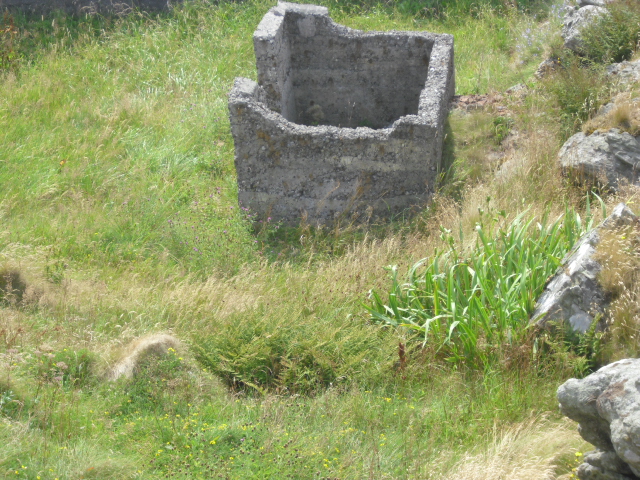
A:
[[562, 5, 608, 53]]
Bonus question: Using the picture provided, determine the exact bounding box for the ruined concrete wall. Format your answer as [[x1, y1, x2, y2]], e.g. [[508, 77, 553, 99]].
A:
[[229, 2, 455, 224], [0, 0, 174, 15], [254, 3, 435, 129]]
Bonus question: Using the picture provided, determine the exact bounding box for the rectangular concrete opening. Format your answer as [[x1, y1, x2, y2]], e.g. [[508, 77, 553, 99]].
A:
[[284, 21, 433, 129]]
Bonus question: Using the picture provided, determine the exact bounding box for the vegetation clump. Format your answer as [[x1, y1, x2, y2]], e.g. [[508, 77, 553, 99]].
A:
[[580, 0, 640, 65], [367, 204, 600, 366], [0, 267, 27, 305]]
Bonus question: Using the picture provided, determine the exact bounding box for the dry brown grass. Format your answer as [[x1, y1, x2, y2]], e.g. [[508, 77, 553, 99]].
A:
[[107, 333, 181, 380], [594, 203, 640, 360], [583, 92, 640, 135], [440, 416, 589, 480]]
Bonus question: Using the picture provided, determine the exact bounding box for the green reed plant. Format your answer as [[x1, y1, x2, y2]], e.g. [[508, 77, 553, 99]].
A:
[[367, 200, 604, 367]]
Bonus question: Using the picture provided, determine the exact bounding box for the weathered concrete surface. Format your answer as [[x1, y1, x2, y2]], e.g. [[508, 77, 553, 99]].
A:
[[559, 358, 640, 479], [530, 203, 638, 333], [228, 2, 455, 224], [0, 0, 173, 14]]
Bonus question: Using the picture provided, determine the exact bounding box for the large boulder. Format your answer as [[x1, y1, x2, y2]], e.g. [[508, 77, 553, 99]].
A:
[[558, 358, 640, 479], [531, 203, 638, 333], [558, 129, 640, 192], [562, 4, 608, 54]]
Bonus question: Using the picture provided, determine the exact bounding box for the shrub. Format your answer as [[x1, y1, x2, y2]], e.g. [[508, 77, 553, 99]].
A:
[[29, 348, 96, 388], [580, 0, 640, 64], [366, 202, 602, 367]]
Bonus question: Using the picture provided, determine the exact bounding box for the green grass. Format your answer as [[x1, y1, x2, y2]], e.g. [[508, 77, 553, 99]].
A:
[[0, 0, 611, 477], [367, 202, 604, 366]]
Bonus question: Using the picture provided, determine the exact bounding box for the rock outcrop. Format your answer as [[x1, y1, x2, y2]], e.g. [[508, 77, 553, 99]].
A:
[[608, 60, 640, 87], [558, 129, 640, 191], [531, 203, 638, 333], [558, 358, 640, 480], [562, 4, 608, 54]]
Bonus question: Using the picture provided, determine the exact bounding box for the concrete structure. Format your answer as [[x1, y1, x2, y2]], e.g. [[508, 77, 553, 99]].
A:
[[228, 2, 455, 224], [0, 0, 172, 15]]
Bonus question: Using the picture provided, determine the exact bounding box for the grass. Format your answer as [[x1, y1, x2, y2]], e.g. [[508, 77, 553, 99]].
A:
[[0, 0, 635, 477], [367, 201, 603, 367]]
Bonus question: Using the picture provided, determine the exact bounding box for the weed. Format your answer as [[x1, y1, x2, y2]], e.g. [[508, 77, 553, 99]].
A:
[[492, 115, 514, 145]]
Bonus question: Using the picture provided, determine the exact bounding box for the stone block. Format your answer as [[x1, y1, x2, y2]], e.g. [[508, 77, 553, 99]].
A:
[[228, 2, 455, 224]]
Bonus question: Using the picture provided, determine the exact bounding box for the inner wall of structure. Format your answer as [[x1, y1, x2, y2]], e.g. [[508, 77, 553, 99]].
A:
[[280, 16, 433, 129]]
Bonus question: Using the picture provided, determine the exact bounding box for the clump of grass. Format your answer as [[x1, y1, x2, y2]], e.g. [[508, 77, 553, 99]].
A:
[[367, 204, 600, 367], [191, 308, 392, 395], [543, 55, 608, 137], [441, 415, 588, 480], [580, 0, 640, 64], [583, 97, 640, 136], [0, 266, 27, 305], [594, 221, 640, 361], [117, 345, 204, 415]]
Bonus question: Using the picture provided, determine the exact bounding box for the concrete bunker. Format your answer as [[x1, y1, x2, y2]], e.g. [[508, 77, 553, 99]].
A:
[[228, 2, 455, 224]]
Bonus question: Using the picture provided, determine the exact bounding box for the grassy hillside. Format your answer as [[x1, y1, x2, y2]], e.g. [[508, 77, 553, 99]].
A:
[[1, 0, 637, 477]]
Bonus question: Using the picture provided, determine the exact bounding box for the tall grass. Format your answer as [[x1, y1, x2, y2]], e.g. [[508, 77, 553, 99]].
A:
[[367, 200, 604, 366]]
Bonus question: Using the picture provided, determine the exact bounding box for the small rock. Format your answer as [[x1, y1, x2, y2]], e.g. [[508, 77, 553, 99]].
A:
[[108, 334, 181, 380], [578, 0, 614, 6], [505, 83, 527, 96], [534, 57, 561, 79], [577, 450, 638, 480], [607, 60, 640, 87]]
